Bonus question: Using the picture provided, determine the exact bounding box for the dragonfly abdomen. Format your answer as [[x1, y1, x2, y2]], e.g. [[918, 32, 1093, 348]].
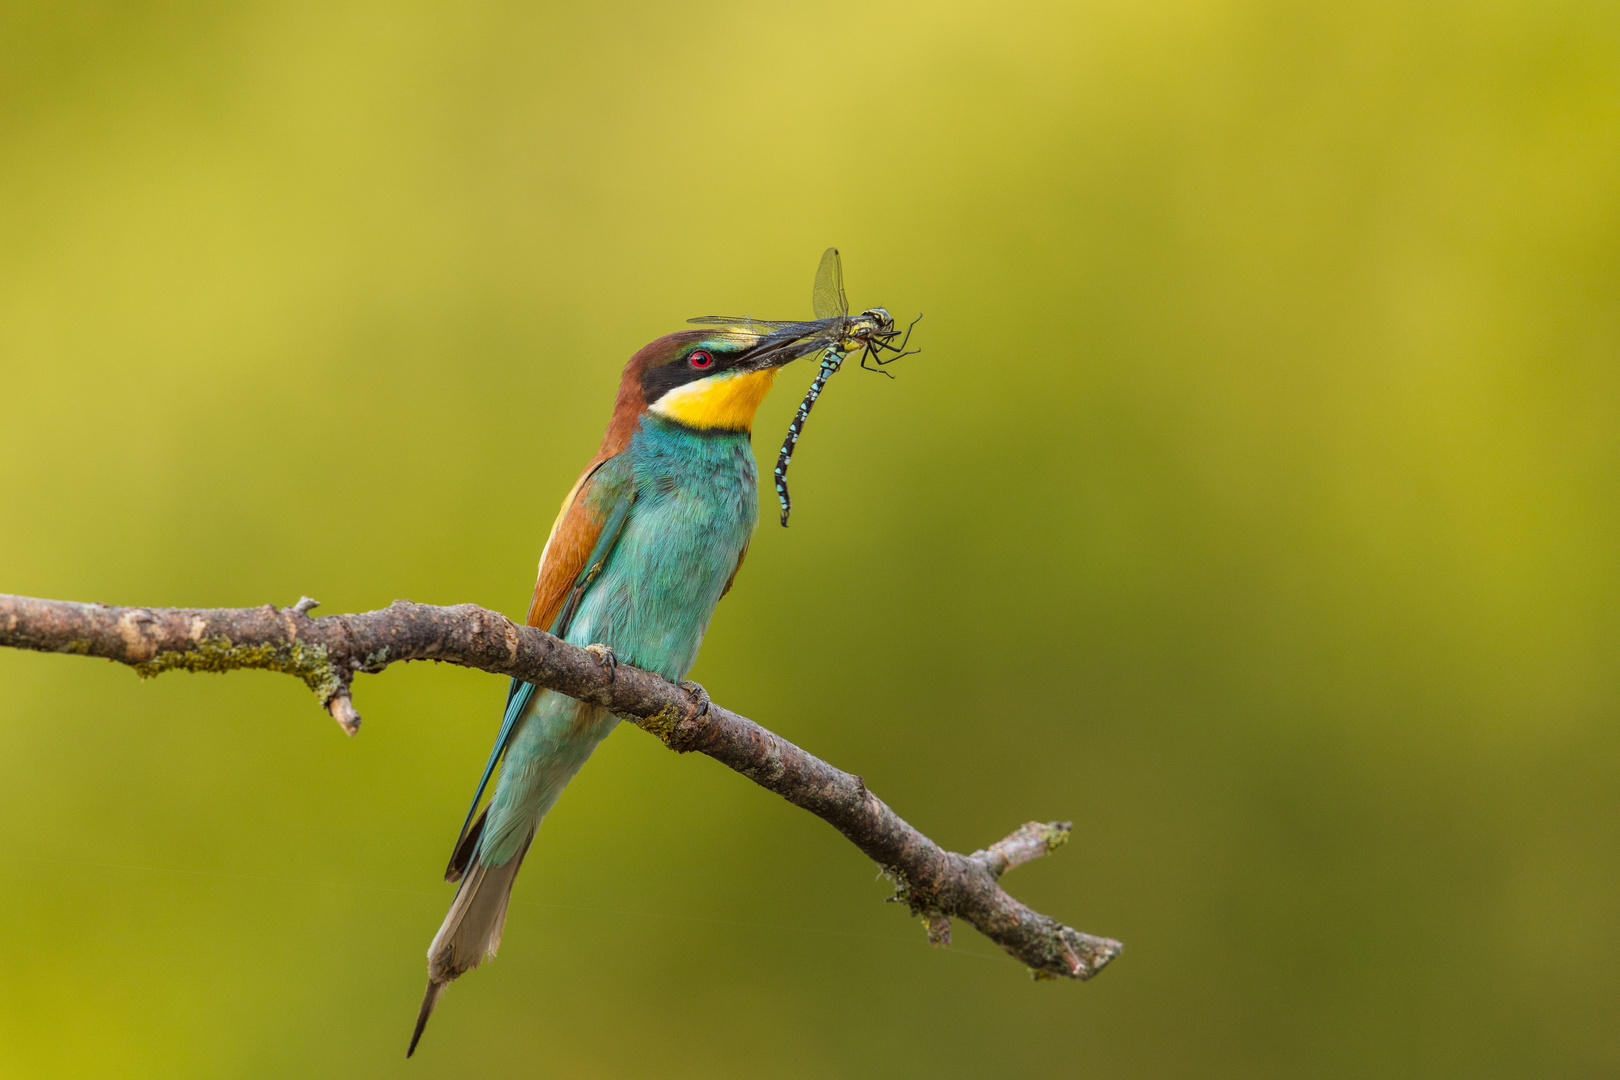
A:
[[774, 350, 845, 527]]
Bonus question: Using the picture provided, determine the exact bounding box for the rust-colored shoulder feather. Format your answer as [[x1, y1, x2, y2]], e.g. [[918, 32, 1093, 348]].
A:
[[525, 460, 611, 631], [524, 333, 701, 630]]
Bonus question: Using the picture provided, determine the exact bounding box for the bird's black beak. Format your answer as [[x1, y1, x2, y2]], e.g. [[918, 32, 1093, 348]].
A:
[[740, 324, 836, 371]]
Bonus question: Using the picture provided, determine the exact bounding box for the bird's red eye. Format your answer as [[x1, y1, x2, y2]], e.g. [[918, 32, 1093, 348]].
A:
[[689, 350, 714, 369]]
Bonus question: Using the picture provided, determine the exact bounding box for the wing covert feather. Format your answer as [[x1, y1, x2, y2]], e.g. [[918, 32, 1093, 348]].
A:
[[719, 538, 749, 600], [526, 458, 615, 630]]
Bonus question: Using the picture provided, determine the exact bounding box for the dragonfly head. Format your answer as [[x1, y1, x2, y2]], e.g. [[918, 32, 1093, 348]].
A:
[[836, 308, 896, 351]]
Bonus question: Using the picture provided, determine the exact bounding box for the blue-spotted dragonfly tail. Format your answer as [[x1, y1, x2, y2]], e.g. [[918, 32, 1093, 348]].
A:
[[774, 348, 845, 527]]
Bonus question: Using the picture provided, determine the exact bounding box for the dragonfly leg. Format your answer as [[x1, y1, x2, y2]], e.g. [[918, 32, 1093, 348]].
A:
[[860, 344, 897, 377], [878, 312, 923, 353]]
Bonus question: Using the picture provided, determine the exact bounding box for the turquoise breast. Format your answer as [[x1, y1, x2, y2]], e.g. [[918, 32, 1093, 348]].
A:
[[565, 414, 758, 682]]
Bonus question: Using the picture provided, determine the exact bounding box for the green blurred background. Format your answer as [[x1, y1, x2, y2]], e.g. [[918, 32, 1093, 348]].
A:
[[2, 1, 1618, 1076]]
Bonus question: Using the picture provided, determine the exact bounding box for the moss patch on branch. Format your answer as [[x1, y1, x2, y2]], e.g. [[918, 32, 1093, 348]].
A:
[[131, 636, 344, 703], [636, 702, 686, 746]]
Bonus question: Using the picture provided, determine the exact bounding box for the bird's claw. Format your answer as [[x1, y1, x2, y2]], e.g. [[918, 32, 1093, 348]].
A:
[[679, 680, 711, 721], [585, 644, 617, 680]]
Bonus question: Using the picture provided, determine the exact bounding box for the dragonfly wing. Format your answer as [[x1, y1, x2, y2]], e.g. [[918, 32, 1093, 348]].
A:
[[813, 247, 847, 320], [686, 315, 804, 331]]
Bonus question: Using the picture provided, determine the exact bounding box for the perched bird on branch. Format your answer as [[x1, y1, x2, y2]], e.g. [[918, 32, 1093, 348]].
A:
[[407, 309, 832, 1055]]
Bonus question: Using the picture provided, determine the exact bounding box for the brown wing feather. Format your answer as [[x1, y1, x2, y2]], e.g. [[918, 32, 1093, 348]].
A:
[[525, 458, 613, 630]]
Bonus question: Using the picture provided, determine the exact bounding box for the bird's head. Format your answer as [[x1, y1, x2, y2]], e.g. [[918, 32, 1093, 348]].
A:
[[623, 328, 822, 434]]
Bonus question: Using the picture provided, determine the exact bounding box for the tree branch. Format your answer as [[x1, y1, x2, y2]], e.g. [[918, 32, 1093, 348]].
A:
[[0, 592, 1121, 980]]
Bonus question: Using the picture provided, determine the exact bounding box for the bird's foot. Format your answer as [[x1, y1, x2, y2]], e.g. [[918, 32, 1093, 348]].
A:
[[679, 680, 711, 721], [585, 643, 617, 681]]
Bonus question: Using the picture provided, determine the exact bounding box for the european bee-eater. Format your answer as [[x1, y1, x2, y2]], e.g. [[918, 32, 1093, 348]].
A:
[[407, 319, 830, 1055]]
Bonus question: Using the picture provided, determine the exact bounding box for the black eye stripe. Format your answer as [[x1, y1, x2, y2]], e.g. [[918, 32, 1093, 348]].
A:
[[641, 344, 743, 403]]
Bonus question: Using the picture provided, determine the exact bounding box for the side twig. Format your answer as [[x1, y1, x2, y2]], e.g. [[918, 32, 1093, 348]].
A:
[[0, 592, 1121, 980]]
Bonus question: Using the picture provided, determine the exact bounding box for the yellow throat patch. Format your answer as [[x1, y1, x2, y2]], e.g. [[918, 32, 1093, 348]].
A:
[[649, 368, 780, 432]]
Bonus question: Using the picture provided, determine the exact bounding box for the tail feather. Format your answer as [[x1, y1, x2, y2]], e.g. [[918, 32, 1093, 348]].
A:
[[406, 982, 445, 1058], [406, 832, 535, 1057], [409, 695, 617, 1056], [444, 804, 489, 883]]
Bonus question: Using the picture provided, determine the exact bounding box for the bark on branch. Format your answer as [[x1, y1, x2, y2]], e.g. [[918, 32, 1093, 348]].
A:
[[0, 592, 1121, 980]]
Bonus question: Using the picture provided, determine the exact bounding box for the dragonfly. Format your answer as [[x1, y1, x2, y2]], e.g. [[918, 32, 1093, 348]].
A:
[[689, 247, 920, 525]]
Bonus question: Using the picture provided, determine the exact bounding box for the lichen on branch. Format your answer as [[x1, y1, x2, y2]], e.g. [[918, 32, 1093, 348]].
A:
[[132, 635, 345, 702]]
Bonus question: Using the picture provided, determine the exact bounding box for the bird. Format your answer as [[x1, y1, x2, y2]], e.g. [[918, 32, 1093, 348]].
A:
[[406, 317, 830, 1056]]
